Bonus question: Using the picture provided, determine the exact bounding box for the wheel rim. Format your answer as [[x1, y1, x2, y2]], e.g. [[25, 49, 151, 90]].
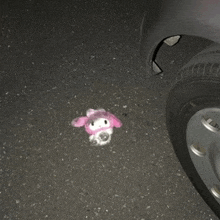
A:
[[186, 107, 220, 204]]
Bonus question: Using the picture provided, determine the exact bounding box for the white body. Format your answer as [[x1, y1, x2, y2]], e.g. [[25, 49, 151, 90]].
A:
[[89, 128, 113, 146]]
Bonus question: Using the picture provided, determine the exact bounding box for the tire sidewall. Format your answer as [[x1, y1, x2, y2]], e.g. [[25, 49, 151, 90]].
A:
[[166, 77, 220, 217]]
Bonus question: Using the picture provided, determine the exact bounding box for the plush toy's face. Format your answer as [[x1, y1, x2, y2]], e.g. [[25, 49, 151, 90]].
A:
[[88, 118, 110, 131], [85, 117, 112, 135]]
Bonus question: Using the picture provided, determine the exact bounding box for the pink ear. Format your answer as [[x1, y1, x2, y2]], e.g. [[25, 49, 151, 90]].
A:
[[72, 116, 88, 127], [111, 114, 122, 128], [86, 108, 106, 117], [86, 109, 96, 117]]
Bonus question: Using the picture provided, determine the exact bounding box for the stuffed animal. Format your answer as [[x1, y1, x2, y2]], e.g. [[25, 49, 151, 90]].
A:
[[72, 109, 122, 146]]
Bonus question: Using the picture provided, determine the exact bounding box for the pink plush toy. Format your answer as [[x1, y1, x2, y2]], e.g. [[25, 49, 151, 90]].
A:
[[72, 109, 122, 146]]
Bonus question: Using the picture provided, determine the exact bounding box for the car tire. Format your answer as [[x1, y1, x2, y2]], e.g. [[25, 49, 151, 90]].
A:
[[166, 61, 220, 218]]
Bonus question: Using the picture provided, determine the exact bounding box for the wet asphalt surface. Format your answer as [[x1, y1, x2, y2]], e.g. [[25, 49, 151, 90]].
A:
[[0, 0, 218, 220]]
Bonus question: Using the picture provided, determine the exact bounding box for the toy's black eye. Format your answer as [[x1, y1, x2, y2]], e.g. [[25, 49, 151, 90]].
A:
[[104, 120, 108, 124], [91, 121, 94, 126]]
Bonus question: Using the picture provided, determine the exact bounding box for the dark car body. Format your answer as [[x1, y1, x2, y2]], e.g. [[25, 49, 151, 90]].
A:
[[140, 0, 220, 75]]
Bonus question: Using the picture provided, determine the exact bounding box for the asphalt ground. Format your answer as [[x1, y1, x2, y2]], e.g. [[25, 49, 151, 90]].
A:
[[0, 0, 218, 219]]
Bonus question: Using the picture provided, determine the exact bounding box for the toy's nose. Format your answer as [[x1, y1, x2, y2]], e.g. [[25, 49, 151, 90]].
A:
[[99, 132, 109, 141]]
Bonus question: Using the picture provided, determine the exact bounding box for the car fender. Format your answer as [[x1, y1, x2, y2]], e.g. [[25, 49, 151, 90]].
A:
[[140, 0, 220, 75]]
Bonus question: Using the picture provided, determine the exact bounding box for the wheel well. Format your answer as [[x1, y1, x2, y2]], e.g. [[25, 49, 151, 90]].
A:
[[153, 35, 213, 74]]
